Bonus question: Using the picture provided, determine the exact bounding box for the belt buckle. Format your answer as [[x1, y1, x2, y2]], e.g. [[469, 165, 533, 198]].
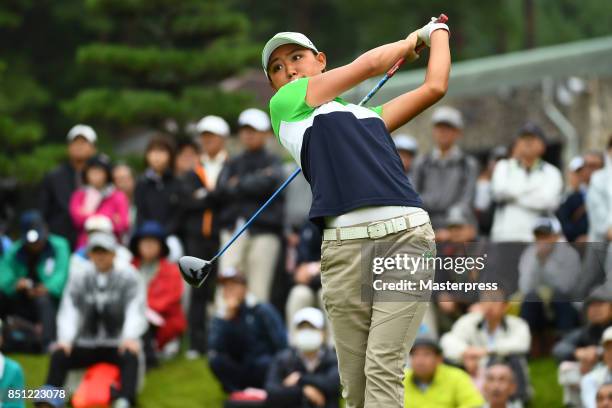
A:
[[367, 221, 387, 239]]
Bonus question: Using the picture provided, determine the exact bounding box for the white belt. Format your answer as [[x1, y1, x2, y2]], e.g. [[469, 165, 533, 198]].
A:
[[322, 212, 430, 241]]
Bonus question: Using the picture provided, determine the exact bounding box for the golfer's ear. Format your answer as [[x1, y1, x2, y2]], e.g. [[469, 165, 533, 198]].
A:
[[316, 52, 327, 72]]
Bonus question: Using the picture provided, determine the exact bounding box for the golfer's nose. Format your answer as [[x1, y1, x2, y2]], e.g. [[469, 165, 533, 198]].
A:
[[286, 65, 298, 80]]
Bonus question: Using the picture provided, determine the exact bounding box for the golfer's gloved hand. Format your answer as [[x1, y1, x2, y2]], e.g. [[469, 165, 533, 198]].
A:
[[417, 16, 450, 47]]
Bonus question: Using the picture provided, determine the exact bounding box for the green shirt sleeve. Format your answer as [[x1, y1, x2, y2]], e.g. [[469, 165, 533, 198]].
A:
[[43, 235, 70, 298], [269, 77, 315, 139], [369, 105, 383, 116]]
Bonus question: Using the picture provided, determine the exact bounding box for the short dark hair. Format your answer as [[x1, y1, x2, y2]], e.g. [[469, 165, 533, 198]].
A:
[[607, 134, 612, 150]]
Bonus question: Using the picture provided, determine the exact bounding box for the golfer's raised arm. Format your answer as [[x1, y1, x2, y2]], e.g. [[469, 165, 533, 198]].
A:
[[382, 29, 451, 132], [305, 38, 418, 107]]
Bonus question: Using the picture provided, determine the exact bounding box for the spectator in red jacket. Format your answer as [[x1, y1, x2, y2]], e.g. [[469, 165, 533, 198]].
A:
[[130, 221, 186, 368], [69, 155, 130, 247]]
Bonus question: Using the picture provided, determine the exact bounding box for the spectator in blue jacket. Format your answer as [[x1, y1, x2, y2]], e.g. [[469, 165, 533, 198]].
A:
[[266, 307, 340, 408], [208, 267, 287, 392]]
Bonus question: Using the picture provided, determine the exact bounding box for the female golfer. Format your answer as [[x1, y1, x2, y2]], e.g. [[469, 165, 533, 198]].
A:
[[264, 20, 450, 408]]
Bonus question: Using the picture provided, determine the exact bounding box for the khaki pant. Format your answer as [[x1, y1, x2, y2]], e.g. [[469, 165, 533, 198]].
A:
[[320, 218, 436, 408], [219, 230, 281, 302]]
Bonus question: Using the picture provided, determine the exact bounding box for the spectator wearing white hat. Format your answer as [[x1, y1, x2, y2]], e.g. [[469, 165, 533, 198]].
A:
[[557, 156, 592, 242], [582, 327, 612, 408], [178, 115, 230, 358], [266, 307, 340, 408], [393, 133, 419, 182], [412, 106, 479, 234], [39, 124, 98, 247], [215, 108, 285, 303]]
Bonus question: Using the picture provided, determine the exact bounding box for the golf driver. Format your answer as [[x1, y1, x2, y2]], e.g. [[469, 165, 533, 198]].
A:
[[179, 14, 448, 287]]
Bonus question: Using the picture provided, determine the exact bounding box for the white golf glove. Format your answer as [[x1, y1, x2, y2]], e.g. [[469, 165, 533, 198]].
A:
[[417, 17, 450, 48]]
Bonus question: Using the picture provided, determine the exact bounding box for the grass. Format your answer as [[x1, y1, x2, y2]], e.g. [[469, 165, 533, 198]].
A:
[[8, 353, 562, 407]]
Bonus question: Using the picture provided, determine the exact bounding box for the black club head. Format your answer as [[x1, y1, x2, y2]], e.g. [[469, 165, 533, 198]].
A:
[[178, 256, 213, 288]]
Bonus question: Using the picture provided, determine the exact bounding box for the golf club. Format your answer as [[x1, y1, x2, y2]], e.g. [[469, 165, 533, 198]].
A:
[[179, 14, 448, 287]]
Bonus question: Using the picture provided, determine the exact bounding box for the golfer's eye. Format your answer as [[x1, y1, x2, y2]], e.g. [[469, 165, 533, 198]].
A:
[[272, 63, 283, 73], [292, 54, 303, 61]]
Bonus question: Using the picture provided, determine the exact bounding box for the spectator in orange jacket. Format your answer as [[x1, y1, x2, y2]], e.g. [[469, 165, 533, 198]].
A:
[[130, 221, 186, 367]]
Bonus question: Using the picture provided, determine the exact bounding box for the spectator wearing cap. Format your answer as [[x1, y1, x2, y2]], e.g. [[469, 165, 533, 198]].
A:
[[174, 138, 200, 178], [518, 216, 580, 338], [0, 210, 69, 351], [0, 319, 26, 408], [393, 133, 419, 180], [215, 108, 285, 303], [266, 307, 340, 408], [403, 336, 484, 408], [69, 155, 130, 248], [208, 267, 287, 393], [440, 291, 532, 403], [42, 232, 146, 408], [130, 221, 186, 367], [178, 115, 230, 358], [39, 124, 98, 247], [434, 206, 484, 334], [482, 363, 523, 408], [412, 106, 479, 237], [554, 286, 612, 406], [597, 382, 612, 408], [134, 136, 181, 237], [490, 122, 563, 242], [582, 327, 612, 408], [557, 156, 593, 242], [475, 145, 508, 236]]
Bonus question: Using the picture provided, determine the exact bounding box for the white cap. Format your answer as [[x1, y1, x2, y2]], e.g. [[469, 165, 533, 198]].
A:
[[67, 124, 97, 144], [196, 115, 230, 137], [85, 215, 113, 234], [238, 108, 271, 132], [431, 106, 464, 129], [87, 232, 117, 252], [292, 307, 325, 329], [569, 156, 585, 172], [393, 134, 418, 153], [602, 326, 612, 345], [262, 32, 318, 78]]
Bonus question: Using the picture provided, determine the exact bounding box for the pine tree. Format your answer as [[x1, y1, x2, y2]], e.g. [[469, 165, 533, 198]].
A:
[[62, 0, 260, 134]]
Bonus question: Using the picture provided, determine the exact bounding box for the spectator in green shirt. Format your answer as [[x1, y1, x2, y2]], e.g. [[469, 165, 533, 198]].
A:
[[0, 319, 26, 408], [0, 210, 70, 351], [404, 336, 484, 408]]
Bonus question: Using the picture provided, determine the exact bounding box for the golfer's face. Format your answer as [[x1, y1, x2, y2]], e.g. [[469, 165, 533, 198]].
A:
[[268, 44, 325, 90]]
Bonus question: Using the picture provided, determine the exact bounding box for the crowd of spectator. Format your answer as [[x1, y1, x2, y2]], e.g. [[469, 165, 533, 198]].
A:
[[1, 104, 612, 408]]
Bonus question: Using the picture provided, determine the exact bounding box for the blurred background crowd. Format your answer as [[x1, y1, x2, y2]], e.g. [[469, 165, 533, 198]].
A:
[[1, 1, 612, 407]]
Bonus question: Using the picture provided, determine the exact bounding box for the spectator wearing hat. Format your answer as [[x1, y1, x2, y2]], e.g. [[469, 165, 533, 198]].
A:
[[518, 216, 580, 337], [597, 382, 612, 408], [403, 335, 484, 408], [266, 307, 340, 408], [490, 122, 563, 242], [39, 124, 98, 247], [178, 115, 230, 358], [174, 138, 200, 178], [208, 267, 287, 393], [69, 155, 130, 248], [393, 133, 419, 181], [557, 156, 593, 243], [130, 221, 186, 367], [440, 291, 532, 403], [0, 319, 26, 408], [582, 327, 612, 408], [555, 286, 612, 406], [42, 232, 146, 408], [0, 210, 69, 351], [434, 206, 484, 334], [216, 108, 285, 303], [482, 363, 523, 408], [411, 106, 479, 235], [134, 136, 181, 236]]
